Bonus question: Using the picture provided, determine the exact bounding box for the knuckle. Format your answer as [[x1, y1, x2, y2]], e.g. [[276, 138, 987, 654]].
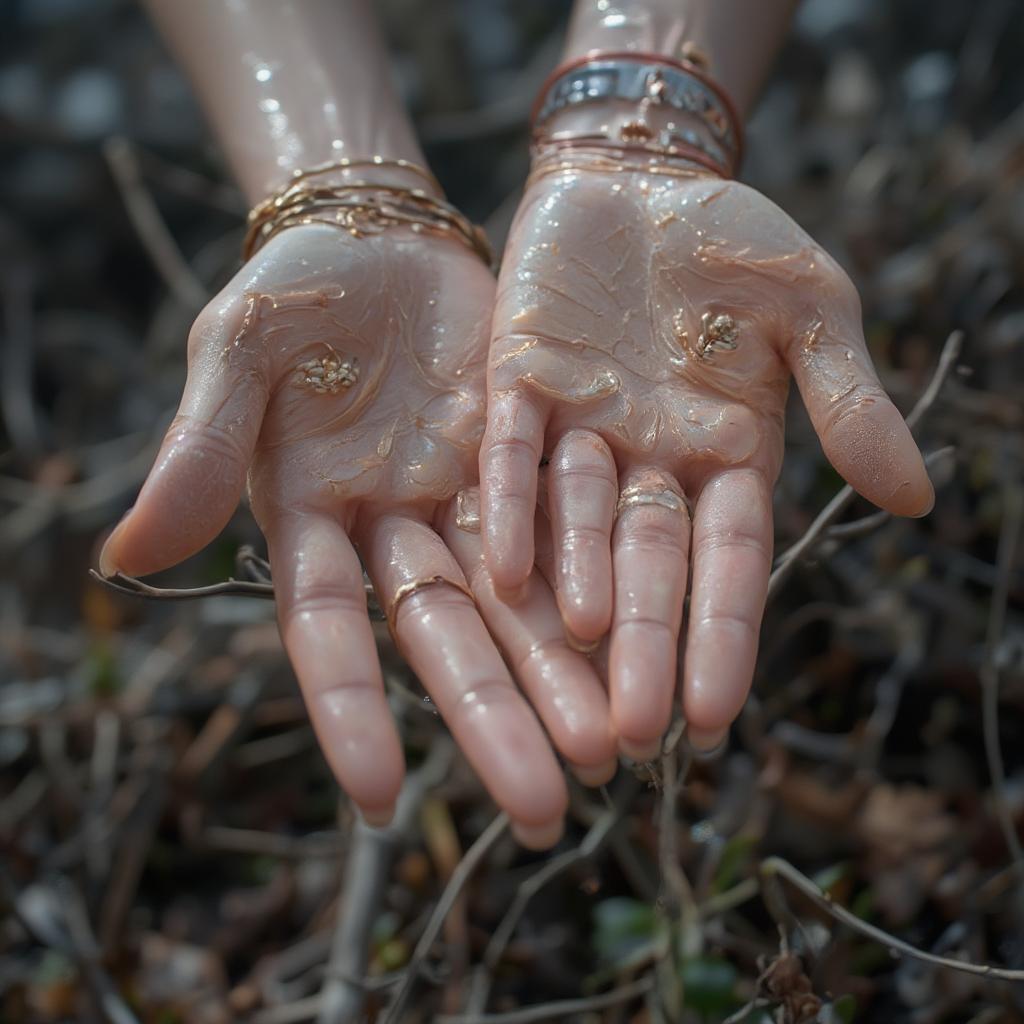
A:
[[696, 610, 758, 637], [617, 517, 688, 552], [696, 523, 768, 561], [285, 583, 367, 622], [453, 678, 519, 718], [615, 615, 676, 641], [515, 636, 566, 676], [175, 416, 250, 468], [485, 435, 542, 468]]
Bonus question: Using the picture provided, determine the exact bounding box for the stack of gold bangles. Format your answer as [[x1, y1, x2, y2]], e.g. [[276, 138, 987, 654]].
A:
[[243, 156, 493, 266]]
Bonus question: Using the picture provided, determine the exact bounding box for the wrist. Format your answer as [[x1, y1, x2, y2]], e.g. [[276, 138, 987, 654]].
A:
[[530, 52, 741, 177]]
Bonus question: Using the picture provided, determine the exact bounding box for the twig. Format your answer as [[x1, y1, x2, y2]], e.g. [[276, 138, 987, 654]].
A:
[[466, 777, 638, 1014], [0, 263, 45, 456], [436, 975, 654, 1024], [382, 812, 510, 1023], [769, 331, 963, 598], [89, 569, 275, 601], [318, 740, 454, 1024], [981, 483, 1024, 873], [761, 857, 1024, 981], [103, 136, 208, 312], [0, 865, 141, 1024]]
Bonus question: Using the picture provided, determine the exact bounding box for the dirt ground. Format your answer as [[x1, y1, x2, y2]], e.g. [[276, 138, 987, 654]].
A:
[[2, 0, 1023, 1021]]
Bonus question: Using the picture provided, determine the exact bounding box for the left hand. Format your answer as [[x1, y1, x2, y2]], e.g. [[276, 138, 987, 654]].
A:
[[100, 221, 617, 846], [481, 156, 933, 757]]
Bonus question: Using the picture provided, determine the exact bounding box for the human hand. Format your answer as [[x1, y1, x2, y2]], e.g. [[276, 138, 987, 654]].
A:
[[100, 222, 617, 845], [481, 154, 933, 757]]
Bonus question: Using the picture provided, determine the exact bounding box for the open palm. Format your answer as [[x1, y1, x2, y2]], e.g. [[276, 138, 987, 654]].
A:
[[482, 162, 933, 756], [101, 223, 617, 844]]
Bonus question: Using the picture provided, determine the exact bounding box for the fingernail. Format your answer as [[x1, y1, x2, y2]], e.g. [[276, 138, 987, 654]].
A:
[[911, 495, 936, 518], [494, 579, 530, 606], [619, 737, 661, 762], [511, 818, 563, 850], [565, 629, 600, 654], [361, 804, 396, 829], [98, 507, 133, 578], [571, 757, 618, 787], [688, 727, 729, 760]]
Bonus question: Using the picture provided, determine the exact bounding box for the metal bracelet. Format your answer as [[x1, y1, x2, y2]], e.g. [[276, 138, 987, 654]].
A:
[[531, 54, 741, 175]]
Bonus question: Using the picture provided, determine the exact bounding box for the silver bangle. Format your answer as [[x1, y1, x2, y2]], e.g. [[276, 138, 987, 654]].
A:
[[532, 55, 741, 174]]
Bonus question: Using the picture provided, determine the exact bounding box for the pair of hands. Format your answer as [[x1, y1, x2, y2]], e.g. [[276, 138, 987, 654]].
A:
[[100, 162, 932, 847]]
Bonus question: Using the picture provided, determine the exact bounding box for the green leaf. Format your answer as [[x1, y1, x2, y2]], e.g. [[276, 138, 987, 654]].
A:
[[680, 955, 738, 1015], [85, 640, 121, 697], [812, 861, 850, 895], [592, 898, 659, 965], [832, 993, 858, 1023], [712, 835, 757, 894]]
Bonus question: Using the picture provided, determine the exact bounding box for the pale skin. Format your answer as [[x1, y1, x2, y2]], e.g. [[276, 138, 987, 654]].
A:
[[480, 0, 934, 757], [103, 0, 934, 844], [103, 0, 622, 849]]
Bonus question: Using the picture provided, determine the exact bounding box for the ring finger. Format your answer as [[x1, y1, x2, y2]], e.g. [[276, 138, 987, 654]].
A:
[[609, 466, 691, 760]]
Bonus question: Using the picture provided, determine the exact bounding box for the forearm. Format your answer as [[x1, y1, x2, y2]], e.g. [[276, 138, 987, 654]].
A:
[[563, 0, 797, 117], [143, 0, 429, 202]]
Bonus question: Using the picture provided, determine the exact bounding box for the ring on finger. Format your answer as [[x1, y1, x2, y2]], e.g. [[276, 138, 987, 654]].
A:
[[616, 480, 689, 517], [388, 574, 476, 626]]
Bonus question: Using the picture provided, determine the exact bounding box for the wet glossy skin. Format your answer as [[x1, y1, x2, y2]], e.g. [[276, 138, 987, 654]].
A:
[[101, 224, 620, 847], [481, 155, 933, 756]]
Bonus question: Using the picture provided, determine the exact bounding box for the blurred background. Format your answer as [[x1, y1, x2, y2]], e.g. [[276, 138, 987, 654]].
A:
[[1, 0, 1023, 1021]]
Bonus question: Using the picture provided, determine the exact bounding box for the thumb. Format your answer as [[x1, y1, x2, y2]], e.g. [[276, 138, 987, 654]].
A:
[[100, 302, 269, 577], [787, 291, 934, 518]]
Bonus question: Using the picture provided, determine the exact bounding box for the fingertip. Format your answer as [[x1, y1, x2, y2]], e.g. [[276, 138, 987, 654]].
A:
[[97, 523, 128, 578], [570, 757, 619, 787], [618, 737, 662, 763], [360, 803, 397, 829], [682, 676, 743, 744], [485, 539, 534, 597], [824, 400, 934, 518], [687, 726, 728, 753], [512, 817, 564, 851]]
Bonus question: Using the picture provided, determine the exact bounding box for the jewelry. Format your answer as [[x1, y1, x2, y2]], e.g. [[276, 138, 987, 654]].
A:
[[530, 52, 743, 177], [454, 489, 481, 534], [388, 574, 476, 626], [616, 481, 689, 517], [243, 158, 492, 266], [527, 142, 710, 190], [696, 312, 739, 359], [297, 351, 359, 393]]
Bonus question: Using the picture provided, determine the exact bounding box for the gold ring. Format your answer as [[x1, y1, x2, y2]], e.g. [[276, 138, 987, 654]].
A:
[[616, 481, 689, 517], [388, 574, 475, 625]]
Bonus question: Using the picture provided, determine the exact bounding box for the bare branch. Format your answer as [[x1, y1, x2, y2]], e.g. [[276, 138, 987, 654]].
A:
[[761, 856, 1024, 982], [466, 778, 638, 1014], [89, 569, 274, 601], [103, 136, 208, 312], [981, 483, 1024, 873], [318, 740, 454, 1024], [436, 975, 654, 1024], [383, 813, 509, 1023]]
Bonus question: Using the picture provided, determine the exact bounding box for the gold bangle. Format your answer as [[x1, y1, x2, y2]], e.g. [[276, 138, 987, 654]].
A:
[[243, 158, 492, 267], [526, 140, 712, 191], [277, 156, 444, 195]]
